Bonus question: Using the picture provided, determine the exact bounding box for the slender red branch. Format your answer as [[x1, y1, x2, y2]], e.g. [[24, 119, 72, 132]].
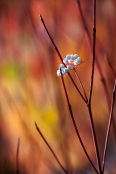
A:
[[39, 14, 86, 103], [89, 0, 96, 103], [16, 138, 20, 174], [87, 105, 102, 174], [68, 73, 86, 103], [76, 0, 110, 106], [39, 14, 63, 62], [104, 55, 116, 143], [77, 0, 102, 173], [74, 68, 88, 103], [76, 2, 116, 143], [102, 79, 116, 173], [35, 122, 69, 174], [88, 1, 101, 173], [60, 69, 98, 174]]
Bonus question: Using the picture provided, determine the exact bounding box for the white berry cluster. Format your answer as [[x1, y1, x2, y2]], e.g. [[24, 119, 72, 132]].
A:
[[57, 54, 81, 77], [57, 64, 72, 77]]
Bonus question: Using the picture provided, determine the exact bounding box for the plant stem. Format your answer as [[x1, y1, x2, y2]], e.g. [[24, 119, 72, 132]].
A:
[[60, 69, 98, 174], [39, 14, 63, 62], [87, 0, 102, 173], [39, 14, 86, 103], [68, 73, 86, 103], [77, 0, 102, 172], [74, 68, 88, 103], [89, 0, 96, 103], [76, 0, 110, 110], [76, 2, 116, 143], [87, 105, 102, 174], [104, 55, 116, 143], [16, 138, 20, 174], [35, 122, 69, 174], [102, 79, 116, 173]]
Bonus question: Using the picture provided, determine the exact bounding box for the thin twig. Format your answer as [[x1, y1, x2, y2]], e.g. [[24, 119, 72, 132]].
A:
[[104, 55, 116, 143], [39, 14, 86, 103], [60, 69, 98, 174], [76, 0, 110, 106], [102, 79, 116, 173], [77, 0, 102, 173], [35, 122, 69, 174], [68, 73, 86, 103], [16, 138, 20, 174], [39, 14, 62, 62], [74, 68, 88, 102], [76, 1, 116, 142], [89, 0, 96, 104], [87, 105, 102, 174], [88, 0, 102, 173]]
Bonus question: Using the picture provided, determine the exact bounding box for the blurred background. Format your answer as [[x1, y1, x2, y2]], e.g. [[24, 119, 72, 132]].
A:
[[0, 0, 116, 173]]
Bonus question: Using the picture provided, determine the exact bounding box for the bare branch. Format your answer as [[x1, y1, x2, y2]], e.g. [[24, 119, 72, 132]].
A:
[[102, 79, 116, 173], [60, 69, 98, 174], [16, 138, 20, 174], [35, 122, 69, 174]]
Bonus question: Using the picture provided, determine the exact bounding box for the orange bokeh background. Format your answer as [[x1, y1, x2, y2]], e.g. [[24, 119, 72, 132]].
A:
[[0, 0, 116, 174]]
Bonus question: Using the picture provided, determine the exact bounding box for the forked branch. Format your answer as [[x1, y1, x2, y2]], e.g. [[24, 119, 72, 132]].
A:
[[39, 14, 86, 103], [60, 69, 98, 174]]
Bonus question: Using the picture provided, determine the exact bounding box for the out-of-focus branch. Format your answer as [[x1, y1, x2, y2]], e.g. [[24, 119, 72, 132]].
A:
[[16, 138, 20, 174], [104, 54, 116, 79], [102, 79, 116, 173]]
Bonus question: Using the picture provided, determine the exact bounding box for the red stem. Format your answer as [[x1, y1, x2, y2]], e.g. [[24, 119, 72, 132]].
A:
[[60, 69, 98, 174], [87, 104, 102, 174], [76, 1, 116, 143], [89, 0, 96, 103], [76, 0, 110, 108], [74, 68, 88, 102], [35, 122, 69, 174], [39, 14, 86, 103], [102, 79, 116, 173], [77, 0, 102, 173], [16, 138, 20, 174], [88, 1, 102, 173]]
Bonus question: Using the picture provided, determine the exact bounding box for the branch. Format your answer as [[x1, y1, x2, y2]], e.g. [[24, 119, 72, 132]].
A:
[[102, 79, 116, 173], [60, 69, 98, 174], [74, 68, 88, 103], [88, 1, 101, 173], [76, 0, 102, 173], [16, 138, 20, 174], [89, 0, 96, 104], [35, 122, 69, 174], [76, 0, 110, 106], [87, 105, 101, 174], [39, 14, 86, 103]]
